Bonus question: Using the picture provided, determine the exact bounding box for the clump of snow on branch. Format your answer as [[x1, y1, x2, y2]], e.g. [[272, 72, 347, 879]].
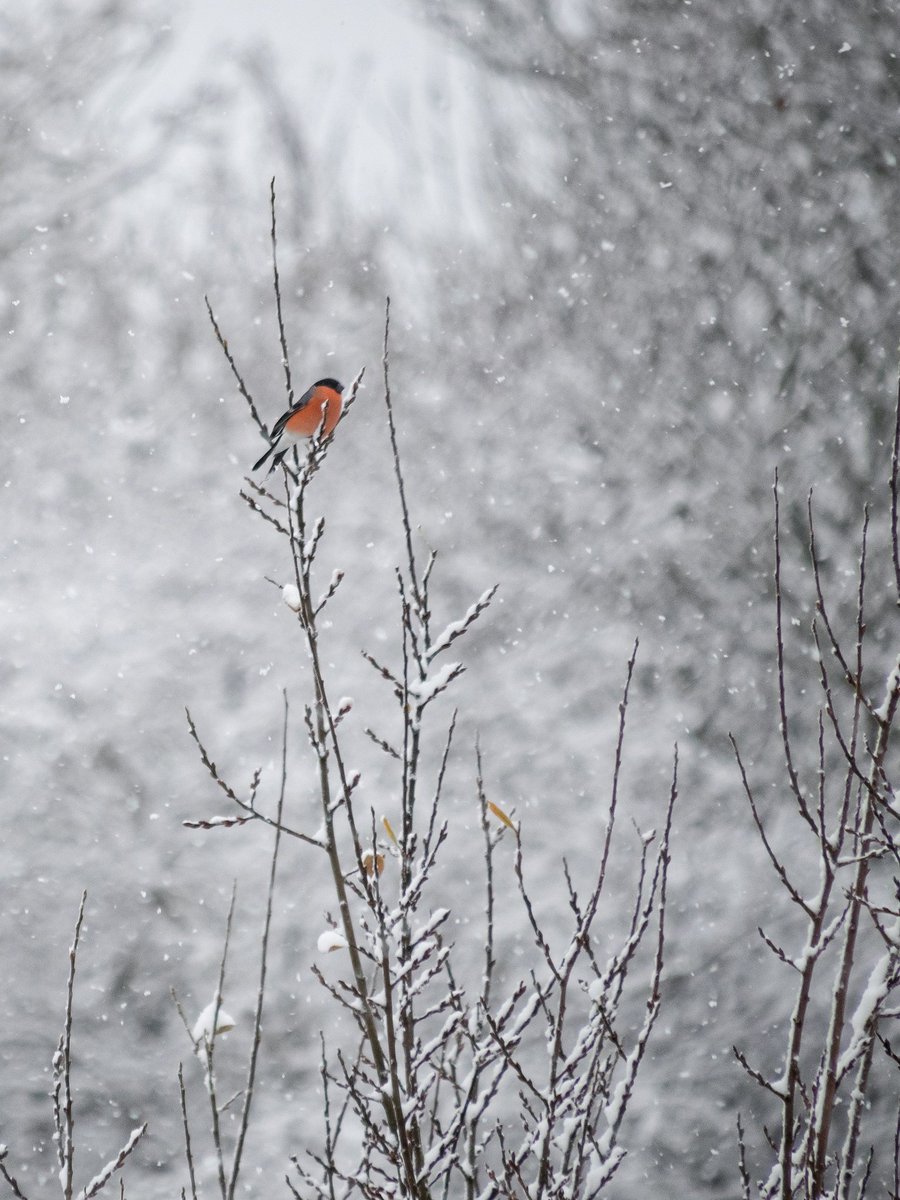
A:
[[192, 995, 236, 1043]]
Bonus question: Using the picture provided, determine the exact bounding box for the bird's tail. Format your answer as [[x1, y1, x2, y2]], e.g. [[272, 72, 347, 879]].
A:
[[252, 444, 274, 472]]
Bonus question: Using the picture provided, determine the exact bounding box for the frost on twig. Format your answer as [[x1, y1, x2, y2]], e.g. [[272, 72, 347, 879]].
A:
[[76, 1125, 147, 1200]]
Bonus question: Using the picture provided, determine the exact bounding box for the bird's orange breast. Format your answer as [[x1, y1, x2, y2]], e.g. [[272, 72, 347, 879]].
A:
[[284, 386, 343, 439]]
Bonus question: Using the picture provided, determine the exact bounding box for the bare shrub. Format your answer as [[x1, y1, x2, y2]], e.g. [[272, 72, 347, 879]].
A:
[[733, 404, 900, 1198], [179, 184, 677, 1199]]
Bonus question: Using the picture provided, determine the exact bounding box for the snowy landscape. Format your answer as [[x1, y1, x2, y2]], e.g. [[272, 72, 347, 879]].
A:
[[2, 3, 900, 1198]]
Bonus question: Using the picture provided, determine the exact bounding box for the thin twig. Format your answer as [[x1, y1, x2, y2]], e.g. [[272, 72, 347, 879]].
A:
[[77, 1124, 147, 1200], [63, 891, 88, 1200], [890, 371, 900, 602], [382, 297, 423, 618], [476, 740, 496, 1014], [205, 297, 266, 435], [178, 1063, 198, 1200], [730, 734, 814, 919], [185, 708, 323, 848], [269, 177, 294, 407], [736, 1115, 751, 1200], [227, 693, 290, 1200], [206, 885, 237, 1200], [0, 1150, 29, 1200], [773, 471, 815, 834]]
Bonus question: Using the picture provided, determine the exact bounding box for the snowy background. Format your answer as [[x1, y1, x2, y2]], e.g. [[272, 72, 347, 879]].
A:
[[2, 1, 899, 1196]]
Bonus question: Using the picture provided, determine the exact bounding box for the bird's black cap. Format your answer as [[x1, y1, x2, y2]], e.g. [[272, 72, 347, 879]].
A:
[[314, 377, 344, 392]]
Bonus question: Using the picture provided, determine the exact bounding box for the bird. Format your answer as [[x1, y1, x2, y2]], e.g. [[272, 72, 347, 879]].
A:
[[252, 377, 345, 472]]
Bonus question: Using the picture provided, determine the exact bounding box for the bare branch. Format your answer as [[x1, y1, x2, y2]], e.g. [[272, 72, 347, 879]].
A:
[[0, 1149, 29, 1200], [205, 296, 266, 435], [178, 1063, 198, 1200], [269, 177, 294, 408], [77, 1126, 147, 1200], [773, 471, 815, 834], [226, 692, 290, 1200], [61, 891, 88, 1200]]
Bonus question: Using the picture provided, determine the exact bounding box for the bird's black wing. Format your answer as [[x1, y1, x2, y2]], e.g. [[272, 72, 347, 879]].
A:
[[253, 384, 318, 471], [269, 383, 316, 441]]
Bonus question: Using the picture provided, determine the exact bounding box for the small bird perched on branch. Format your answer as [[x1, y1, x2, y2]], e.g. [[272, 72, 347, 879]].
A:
[[253, 377, 345, 472]]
